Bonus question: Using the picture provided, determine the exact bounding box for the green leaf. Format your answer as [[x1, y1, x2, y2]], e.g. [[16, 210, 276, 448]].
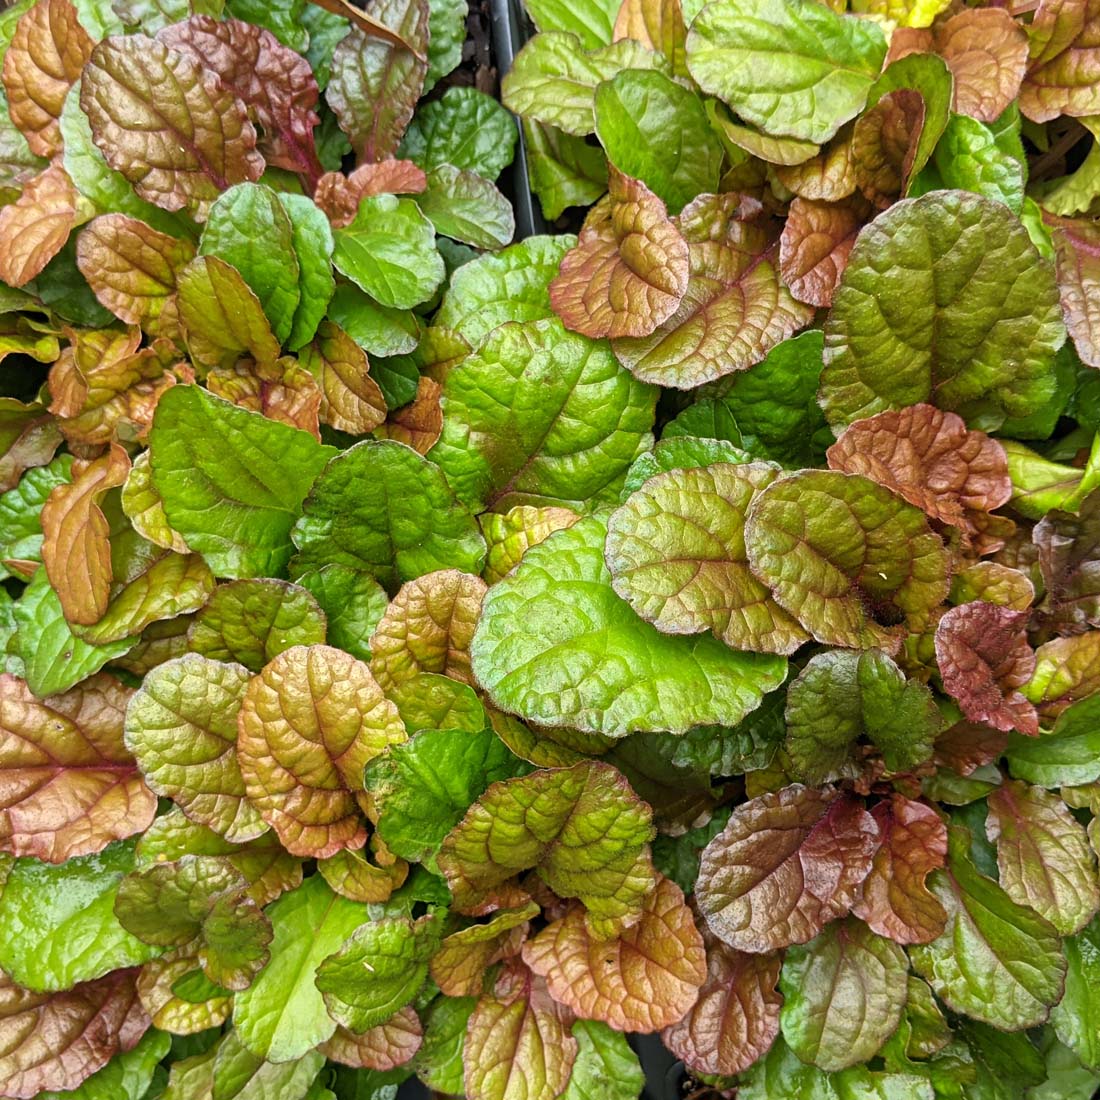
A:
[[0, 840, 161, 992], [784, 649, 941, 783], [1051, 916, 1100, 1070], [416, 166, 515, 250], [594, 69, 722, 214], [124, 653, 265, 842], [278, 193, 336, 351], [909, 825, 1067, 1030], [744, 469, 950, 651], [411, 995, 474, 1094], [290, 440, 485, 589], [199, 183, 302, 345], [437, 759, 655, 938], [606, 461, 810, 655], [685, 0, 887, 143], [921, 115, 1025, 213], [400, 86, 517, 180], [0, 453, 72, 579], [523, 118, 608, 221], [232, 875, 368, 1062], [149, 386, 337, 579], [113, 854, 272, 990], [327, 283, 421, 358], [429, 316, 655, 512], [226, 0, 308, 49], [561, 1019, 645, 1100], [425, 0, 467, 92], [10, 567, 134, 696], [316, 915, 439, 1032], [295, 564, 389, 662], [332, 194, 444, 310], [779, 917, 909, 1072], [435, 233, 576, 345], [502, 31, 670, 136], [187, 578, 328, 671], [524, 0, 618, 48], [364, 726, 530, 867], [820, 190, 1065, 429], [471, 516, 787, 736], [1001, 434, 1100, 519], [621, 436, 752, 495], [1006, 695, 1100, 786], [678, 330, 829, 468]]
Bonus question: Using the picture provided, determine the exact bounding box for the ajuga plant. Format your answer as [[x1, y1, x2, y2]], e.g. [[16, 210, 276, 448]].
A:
[[1, 0, 1100, 1096]]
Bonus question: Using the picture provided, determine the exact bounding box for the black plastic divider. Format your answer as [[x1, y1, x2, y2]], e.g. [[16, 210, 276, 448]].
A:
[[489, 0, 546, 240]]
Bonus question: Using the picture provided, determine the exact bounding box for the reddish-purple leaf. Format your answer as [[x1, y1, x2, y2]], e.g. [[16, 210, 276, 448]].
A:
[[935, 601, 1039, 735], [852, 794, 947, 945], [696, 785, 879, 953]]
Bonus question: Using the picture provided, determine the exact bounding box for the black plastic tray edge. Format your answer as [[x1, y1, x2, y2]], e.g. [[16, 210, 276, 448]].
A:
[[488, 0, 547, 240]]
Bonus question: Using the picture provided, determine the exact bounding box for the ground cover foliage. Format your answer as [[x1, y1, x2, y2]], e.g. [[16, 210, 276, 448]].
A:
[[0, 0, 1100, 1096]]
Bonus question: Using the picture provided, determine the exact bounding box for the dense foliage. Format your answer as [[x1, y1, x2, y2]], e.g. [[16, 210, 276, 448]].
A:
[[1, 0, 1100, 1096]]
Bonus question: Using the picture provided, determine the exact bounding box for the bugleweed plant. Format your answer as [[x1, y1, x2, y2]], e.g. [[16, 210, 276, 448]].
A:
[[1, 0, 1100, 1095]]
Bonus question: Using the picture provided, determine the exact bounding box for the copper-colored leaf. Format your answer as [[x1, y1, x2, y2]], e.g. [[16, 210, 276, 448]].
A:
[[40, 442, 130, 626], [206, 358, 322, 439], [775, 122, 858, 201], [80, 35, 265, 218], [0, 163, 79, 287], [464, 960, 578, 1100], [890, 8, 1028, 122], [1, 0, 94, 157], [826, 403, 1011, 550], [779, 193, 873, 308], [369, 568, 486, 691], [1050, 216, 1100, 369], [0, 968, 148, 1099], [1020, 0, 1100, 122], [319, 1006, 423, 1070], [314, 161, 427, 228], [236, 644, 407, 858], [523, 875, 705, 1032], [935, 601, 1040, 735], [0, 399, 62, 493], [430, 904, 536, 997], [950, 561, 1035, 611], [696, 785, 879, 953], [374, 376, 442, 454], [609, 191, 814, 387], [135, 950, 231, 1035], [158, 15, 322, 182], [550, 166, 689, 339], [75, 214, 195, 332], [299, 320, 387, 435], [1034, 488, 1100, 633], [933, 719, 1008, 776], [613, 0, 688, 74], [317, 839, 408, 903], [661, 933, 779, 1077], [852, 794, 947, 945], [0, 672, 155, 863], [850, 88, 925, 207]]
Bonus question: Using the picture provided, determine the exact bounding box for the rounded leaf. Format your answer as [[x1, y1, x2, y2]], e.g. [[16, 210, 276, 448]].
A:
[[124, 653, 264, 842], [522, 875, 706, 1032], [820, 190, 1065, 428], [236, 644, 406, 858], [744, 469, 950, 651]]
